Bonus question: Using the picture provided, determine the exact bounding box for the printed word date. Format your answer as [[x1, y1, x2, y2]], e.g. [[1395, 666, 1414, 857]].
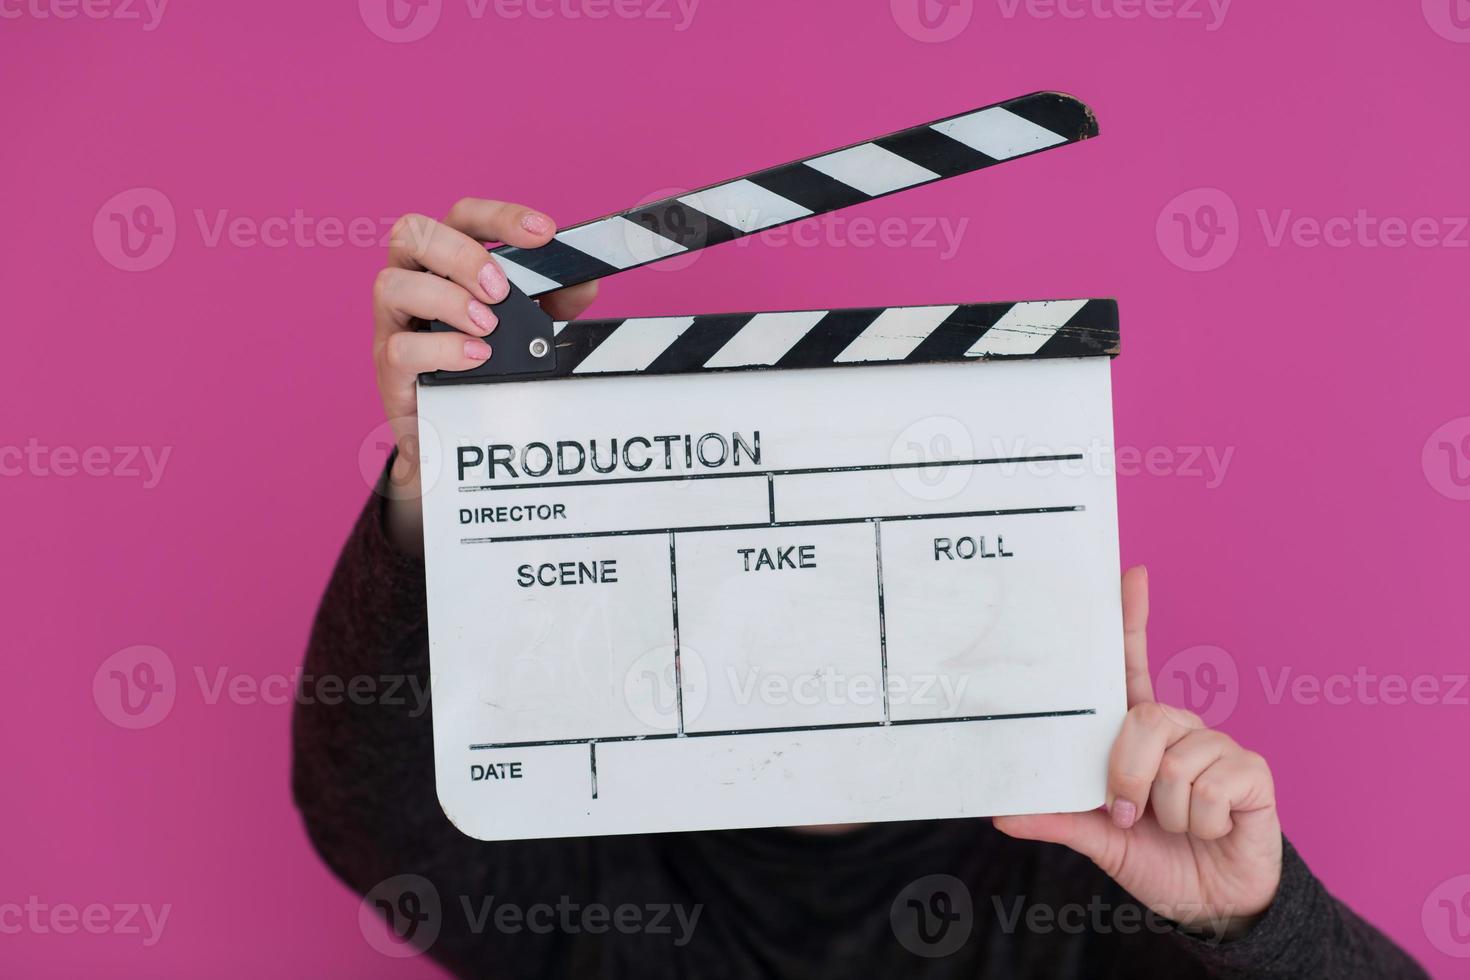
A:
[[471, 762, 523, 781]]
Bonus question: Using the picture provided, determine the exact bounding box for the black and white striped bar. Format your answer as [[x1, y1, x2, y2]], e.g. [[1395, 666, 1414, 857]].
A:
[[423, 298, 1117, 385], [486, 91, 1097, 296]]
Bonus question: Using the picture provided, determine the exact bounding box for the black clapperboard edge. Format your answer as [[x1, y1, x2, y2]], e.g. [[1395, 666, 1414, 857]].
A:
[[419, 91, 1118, 386]]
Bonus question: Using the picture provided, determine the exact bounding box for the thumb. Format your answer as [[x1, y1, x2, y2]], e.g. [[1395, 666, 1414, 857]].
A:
[[993, 810, 1124, 872]]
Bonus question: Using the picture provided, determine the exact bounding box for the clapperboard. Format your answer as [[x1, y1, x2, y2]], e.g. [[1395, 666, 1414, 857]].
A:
[[415, 92, 1124, 841]]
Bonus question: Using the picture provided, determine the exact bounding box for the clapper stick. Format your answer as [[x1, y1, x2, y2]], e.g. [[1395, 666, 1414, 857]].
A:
[[486, 91, 1097, 297], [424, 91, 1105, 386], [423, 298, 1119, 386]]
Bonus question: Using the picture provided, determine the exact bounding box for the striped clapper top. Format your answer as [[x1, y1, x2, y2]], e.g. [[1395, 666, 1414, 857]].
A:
[[420, 91, 1116, 385], [543, 298, 1117, 380]]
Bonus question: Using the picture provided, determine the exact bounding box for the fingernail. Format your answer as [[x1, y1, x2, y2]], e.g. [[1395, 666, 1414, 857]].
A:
[[1111, 799, 1138, 830], [478, 261, 509, 303], [465, 340, 491, 361], [466, 299, 498, 335], [521, 212, 554, 236]]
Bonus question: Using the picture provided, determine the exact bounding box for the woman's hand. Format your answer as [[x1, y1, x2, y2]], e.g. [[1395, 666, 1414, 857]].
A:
[[993, 567, 1283, 939], [371, 199, 598, 552]]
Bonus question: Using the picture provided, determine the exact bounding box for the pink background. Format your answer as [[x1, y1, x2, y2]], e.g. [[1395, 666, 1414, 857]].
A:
[[4, 0, 1469, 975]]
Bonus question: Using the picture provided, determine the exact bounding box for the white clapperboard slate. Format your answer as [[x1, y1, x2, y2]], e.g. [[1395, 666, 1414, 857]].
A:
[[415, 92, 1124, 841]]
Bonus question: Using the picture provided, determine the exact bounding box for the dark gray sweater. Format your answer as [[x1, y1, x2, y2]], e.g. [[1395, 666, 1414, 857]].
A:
[[291, 492, 1427, 978]]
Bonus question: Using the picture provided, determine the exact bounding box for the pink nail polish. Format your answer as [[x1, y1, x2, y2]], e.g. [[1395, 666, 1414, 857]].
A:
[[521, 212, 554, 236], [467, 299, 498, 334], [478, 261, 509, 303], [1111, 799, 1138, 830], [465, 340, 491, 361]]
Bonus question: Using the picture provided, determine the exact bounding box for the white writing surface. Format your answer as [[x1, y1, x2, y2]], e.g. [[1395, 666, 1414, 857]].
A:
[[416, 357, 1124, 840]]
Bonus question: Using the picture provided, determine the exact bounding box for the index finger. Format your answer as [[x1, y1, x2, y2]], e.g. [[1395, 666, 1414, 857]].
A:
[[445, 198, 608, 323], [442, 197, 556, 251], [1122, 565, 1153, 706]]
